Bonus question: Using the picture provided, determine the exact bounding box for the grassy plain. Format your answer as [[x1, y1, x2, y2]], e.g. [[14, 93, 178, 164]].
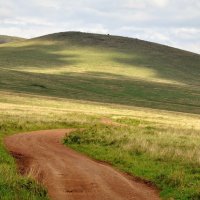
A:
[[1, 91, 200, 199], [0, 32, 200, 199]]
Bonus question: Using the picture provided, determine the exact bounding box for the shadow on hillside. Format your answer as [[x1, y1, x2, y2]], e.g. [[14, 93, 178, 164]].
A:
[[0, 43, 78, 69], [112, 52, 200, 87], [35, 31, 200, 87], [0, 39, 200, 87], [0, 69, 200, 114]]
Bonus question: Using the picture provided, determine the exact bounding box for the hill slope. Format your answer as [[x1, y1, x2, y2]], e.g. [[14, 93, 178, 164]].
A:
[[0, 31, 199, 113], [0, 35, 25, 44], [0, 32, 200, 200]]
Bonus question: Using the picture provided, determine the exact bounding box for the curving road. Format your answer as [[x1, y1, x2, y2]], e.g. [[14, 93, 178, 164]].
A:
[[4, 129, 160, 200]]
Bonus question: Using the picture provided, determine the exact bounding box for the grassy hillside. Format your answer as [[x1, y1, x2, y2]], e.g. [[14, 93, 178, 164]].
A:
[[0, 35, 25, 44], [0, 31, 199, 114], [0, 32, 200, 199]]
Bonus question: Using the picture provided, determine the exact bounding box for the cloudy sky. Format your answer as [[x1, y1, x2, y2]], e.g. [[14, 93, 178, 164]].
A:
[[0, 0, 200, 53]]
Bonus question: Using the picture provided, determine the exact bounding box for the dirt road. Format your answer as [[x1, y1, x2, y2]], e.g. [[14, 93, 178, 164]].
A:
[[4, 129, 160, 200]]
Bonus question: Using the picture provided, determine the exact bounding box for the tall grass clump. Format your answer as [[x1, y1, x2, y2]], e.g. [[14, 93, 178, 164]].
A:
[[64, 120, 200, 199]]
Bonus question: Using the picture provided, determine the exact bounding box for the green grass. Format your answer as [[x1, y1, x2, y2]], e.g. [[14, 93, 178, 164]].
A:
[[0, 31, 200, 199], [64, 123, 200, 200], [0, 92, 200, 199], [0, 122, 49, 200], [0, 32, 199, 114]]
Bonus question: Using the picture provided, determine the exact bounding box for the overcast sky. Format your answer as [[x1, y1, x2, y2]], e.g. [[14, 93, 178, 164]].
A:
[[0, 0, 199, 53]]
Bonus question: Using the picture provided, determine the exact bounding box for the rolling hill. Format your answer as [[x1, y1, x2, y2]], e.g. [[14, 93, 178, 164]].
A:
[[0, 31, 199, 114], [0, 35, 25, 44], [0, 32, 200, 200]]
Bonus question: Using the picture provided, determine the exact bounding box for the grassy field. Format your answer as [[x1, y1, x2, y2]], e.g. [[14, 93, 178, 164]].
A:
[[0, 92, 200, 199], [0, 32, 200, 199]]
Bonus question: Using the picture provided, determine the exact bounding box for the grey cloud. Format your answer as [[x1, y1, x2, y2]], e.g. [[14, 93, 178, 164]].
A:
[[0, 0, 199, 53]]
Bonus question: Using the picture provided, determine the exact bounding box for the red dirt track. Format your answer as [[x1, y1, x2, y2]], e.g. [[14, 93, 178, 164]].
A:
[[4, 129, 160, 200]]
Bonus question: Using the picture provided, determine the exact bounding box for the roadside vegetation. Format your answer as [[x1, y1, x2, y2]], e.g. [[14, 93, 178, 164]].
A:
[[1, 92, 200, 199], [0, 99, 97, 200], [64, 122, 200, 199], [0, 32, 200, 199]]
